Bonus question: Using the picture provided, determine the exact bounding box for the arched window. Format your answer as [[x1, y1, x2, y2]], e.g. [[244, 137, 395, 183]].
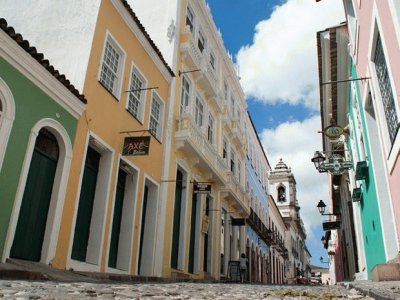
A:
[[277, 186, 286, 202]]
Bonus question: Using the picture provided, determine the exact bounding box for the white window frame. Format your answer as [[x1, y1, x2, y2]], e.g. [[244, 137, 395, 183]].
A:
[[186, 4, 195, 35], [343, 0, 359, 60], [98, 32, 125, 99], [230, 96, 235, 118], [223, 81, 229, 101], [209, 49, 216, 70], [223, 137, 229, 162], [230, 148, 236, 176], [237, 159, 241, 184], [208, 113, 214, 144], [389, 0, 400, 48], [149, 91, 164, 141], [126, 63, 147, 122], [198, 28, 206, 54], [180, 75, 191, 115], [368, 14, 400, 170], [194, 95, 204, 128]]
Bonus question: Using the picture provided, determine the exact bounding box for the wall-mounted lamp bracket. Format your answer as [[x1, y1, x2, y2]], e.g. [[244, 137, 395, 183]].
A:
[[320, 77, 370, 86], [124, 87, 158, 93], [178, 69, 201, 76]]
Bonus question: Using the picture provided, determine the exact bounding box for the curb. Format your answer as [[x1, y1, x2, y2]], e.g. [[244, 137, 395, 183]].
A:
[[346, 282, 397, 300]]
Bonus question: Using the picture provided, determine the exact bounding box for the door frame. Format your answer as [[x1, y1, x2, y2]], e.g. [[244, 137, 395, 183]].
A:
[[0, 78, 15, 173], [2, 118, 72, 263], [67, 132, 114, 272], [105, 156, 139, 274]]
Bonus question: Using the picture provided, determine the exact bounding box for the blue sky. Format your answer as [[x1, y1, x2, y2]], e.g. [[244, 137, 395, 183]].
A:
[[207, 0, 344, 267]]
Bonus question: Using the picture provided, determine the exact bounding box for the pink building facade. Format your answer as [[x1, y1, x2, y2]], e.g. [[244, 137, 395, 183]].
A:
[[344, 0, 400, 262]]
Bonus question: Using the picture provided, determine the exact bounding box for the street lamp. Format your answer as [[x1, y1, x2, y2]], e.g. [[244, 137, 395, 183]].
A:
[[317, 200, 341, 216], [320, 256, 328, 264], [311, 151, 353, 175], [311, 151, 326, 171]]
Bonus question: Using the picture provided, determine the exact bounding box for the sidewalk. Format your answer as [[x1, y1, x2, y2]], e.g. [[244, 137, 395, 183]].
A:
[[0, 259, 207, 283], [343, 281, 400, 300], [0, 259, 101, 282]]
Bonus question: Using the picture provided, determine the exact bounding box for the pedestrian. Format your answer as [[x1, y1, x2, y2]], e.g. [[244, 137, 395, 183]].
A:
[[239, 253, 248, 283]]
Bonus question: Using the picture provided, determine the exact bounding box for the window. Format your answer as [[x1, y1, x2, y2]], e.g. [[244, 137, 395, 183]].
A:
[[374, 34, 399, 144], [236, 108, 241, 121], [278, 186, 286, 202], [344, 0, 358, 56], [208, 114, 214, 144], [230, 96, 235, 118], [223, 138, 228, 162], [198, 29, 206, 53], [210, 50, 216, 69], [149, 92, 164, 140], [237, 160, 241, 183], [99, 36, 124, 97], [224, 82, 228, 101], [186, 5, 195, 34], [127, 66, 146, 120], [230, 148, 236, 175], [195, 96, 204, 127], [180, 76, 191, 115]]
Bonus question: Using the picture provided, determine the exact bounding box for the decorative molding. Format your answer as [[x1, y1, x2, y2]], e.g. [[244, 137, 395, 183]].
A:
[[0, 31, 85, 119], [167, 19, 176, 43]]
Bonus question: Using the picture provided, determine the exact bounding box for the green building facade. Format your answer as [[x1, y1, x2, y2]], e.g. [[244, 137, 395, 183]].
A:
[[0, 19, 85, 264], [348, 64, 386, 277]]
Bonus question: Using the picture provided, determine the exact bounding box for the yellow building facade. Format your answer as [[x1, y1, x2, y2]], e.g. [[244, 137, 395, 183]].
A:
[[0, 0, 174, 275], [57, 0, 174, 276]]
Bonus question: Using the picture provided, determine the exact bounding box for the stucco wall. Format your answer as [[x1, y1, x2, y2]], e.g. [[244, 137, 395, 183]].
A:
[[0, 57, 78, 259]]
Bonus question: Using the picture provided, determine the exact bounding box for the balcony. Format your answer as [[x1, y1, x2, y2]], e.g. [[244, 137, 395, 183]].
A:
[[221, 112, 246, 152], [197, 57, 219, 99], [180, 28, 218, 99], [175, 113, 228, 183], [231, 119, 245, 149], [223, 173, 249, 217], [180, 27, 203, 74], [268, 231, 277, 246], [207, 91, 224, 115]]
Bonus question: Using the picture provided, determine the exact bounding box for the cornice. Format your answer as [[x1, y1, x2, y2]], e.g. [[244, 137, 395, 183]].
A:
[[0, 29, 85, 119]]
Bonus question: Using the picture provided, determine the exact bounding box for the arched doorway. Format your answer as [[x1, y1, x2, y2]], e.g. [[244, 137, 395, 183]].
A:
[[10, 128, 59, 261]]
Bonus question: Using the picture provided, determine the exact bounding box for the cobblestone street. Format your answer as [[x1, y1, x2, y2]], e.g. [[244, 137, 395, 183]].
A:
[[0, 281, 372, 299]]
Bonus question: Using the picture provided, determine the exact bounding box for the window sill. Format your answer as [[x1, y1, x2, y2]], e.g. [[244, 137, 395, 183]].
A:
[[98, 81, 120, 102], [126, 108, 144, 126]]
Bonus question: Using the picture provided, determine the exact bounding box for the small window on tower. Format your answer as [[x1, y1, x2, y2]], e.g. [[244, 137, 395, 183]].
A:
[[278, 186, 286, 202]]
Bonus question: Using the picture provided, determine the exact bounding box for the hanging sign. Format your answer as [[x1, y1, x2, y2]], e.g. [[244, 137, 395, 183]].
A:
[[122, 136, 150, 156], [193, 183, 211, 194], [231, 218, 246, 226], [322, 221, 341, 231], [323, 124, 344, 139]]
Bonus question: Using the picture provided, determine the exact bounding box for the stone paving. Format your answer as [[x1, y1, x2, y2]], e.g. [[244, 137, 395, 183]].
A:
[[0, 281, 373, 299]]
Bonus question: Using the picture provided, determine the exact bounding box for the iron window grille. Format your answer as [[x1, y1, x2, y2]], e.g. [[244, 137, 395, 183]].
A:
[[374, 34, 399, 144]]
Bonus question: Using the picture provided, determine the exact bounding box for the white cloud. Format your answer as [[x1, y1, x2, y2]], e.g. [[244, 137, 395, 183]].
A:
[[261, 116, 328, 239], [237, 0, 344, 109]]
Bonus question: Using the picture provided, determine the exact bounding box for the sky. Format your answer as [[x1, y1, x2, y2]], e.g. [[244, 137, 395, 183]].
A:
[[206, 0, 345, 267]]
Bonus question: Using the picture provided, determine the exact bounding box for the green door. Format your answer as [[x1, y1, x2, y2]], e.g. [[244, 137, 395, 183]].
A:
[[203, 195, 210, 272], [188, 192, 197, 273], [171, 170, 183, 269], [71, 147, 100, 261], [11, 128, 59, 261], [138, 185, 148, 275], [108, 168, 127, 268]]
